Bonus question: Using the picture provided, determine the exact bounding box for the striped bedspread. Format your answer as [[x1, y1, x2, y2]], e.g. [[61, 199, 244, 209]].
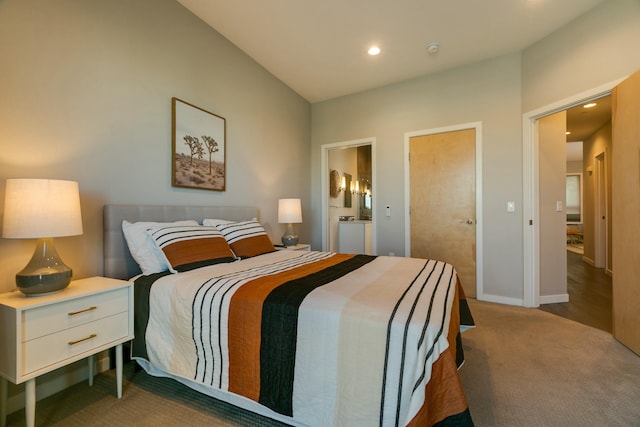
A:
[[133, 250, 474, 426]]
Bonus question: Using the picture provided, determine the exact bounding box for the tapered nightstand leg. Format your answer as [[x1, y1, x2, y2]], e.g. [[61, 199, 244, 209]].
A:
[[25, 378, 35, 427], [88, 354, 95, 386], [1, 376, 7, 427], [116, 343, 123, 398]]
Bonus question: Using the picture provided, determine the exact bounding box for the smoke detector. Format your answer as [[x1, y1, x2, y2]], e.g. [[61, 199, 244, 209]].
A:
[[426, 42, 439, 54]]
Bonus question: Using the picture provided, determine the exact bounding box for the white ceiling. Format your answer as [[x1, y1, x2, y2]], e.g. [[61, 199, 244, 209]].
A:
[[177, 0, 607, 103]]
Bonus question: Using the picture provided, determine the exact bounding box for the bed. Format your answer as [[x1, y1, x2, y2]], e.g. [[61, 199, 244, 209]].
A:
[[103, 204, 474, 426]]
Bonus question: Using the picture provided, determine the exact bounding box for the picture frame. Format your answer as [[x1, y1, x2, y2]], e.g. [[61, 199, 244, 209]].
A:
[[329, 169, 341, 198], [172, 97, 226, 191]]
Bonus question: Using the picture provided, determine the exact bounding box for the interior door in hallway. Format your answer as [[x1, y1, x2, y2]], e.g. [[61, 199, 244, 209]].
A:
[[612, 69, 640, 356], [409, 129, 476, 297]]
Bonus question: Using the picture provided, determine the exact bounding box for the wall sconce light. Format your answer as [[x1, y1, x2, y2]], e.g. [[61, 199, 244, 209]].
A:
[[350, 179, 372, 199], [2, 179, 83, 295]]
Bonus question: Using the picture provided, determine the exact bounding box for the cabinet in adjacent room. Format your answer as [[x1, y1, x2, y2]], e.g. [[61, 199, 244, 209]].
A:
[[338, 221, 372, 255]]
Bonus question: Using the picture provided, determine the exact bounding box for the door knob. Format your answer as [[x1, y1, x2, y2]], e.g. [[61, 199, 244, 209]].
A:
[[459, 219, 475, 224]]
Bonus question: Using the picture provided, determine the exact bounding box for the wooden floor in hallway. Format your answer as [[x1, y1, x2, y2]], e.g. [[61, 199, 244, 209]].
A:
[[538, 250, 612, 332]]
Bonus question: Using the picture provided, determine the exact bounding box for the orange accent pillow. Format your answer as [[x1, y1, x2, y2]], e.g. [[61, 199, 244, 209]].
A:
[[215, 220, 276, 258], [149, 225, 236, 272]]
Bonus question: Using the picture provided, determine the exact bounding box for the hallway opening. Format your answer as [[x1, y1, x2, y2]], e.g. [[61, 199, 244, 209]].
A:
[[539, 250, 612, 332]]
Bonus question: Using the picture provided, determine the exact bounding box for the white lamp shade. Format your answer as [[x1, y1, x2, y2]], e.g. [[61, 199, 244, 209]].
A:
[[2, 178, 83, 239], [278, 198, 302, 224]]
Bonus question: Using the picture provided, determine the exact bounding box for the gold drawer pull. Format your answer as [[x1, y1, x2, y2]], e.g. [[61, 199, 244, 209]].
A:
[[68, 334, 97, 346], [68, 306, 97, 316]]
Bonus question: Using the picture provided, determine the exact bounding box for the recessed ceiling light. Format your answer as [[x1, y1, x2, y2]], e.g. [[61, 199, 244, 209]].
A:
[[583, 102, 597, 109], [566, 131, 571, 135], [368, 46, 380, 56]]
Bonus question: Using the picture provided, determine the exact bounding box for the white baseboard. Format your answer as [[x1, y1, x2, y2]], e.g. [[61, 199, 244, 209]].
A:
[[6, 353, 111, 415], [478, 293, 524, 307], [540, 293, 570, 304], [478, 293, 569, 307]]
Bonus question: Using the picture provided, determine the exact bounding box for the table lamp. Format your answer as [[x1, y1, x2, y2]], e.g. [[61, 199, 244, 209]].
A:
[[278, 198, 302, 246], [2, 178, 83, 295]]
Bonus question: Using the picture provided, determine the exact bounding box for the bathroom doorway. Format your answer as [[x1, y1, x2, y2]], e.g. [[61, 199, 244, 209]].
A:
[[321, 138, 375, 253]]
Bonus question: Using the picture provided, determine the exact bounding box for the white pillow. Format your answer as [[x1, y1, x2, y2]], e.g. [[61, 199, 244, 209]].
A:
[[122, 220, 199, 275], [202, 218, 257, 227], [202, 218, 235, 227]]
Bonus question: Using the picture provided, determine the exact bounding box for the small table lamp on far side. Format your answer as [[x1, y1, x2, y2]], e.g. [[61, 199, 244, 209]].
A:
[[2, 178, 83, 296], [278, 198, 302, 246]]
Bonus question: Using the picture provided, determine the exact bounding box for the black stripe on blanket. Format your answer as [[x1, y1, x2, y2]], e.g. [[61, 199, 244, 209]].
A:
[[456, 297, 476, 369], [459, 298, 475, 329], [434, 408, 474, 426], [258, 254, 376, 415], [132, 271, 172, 360], [192, 252, 335, 387]]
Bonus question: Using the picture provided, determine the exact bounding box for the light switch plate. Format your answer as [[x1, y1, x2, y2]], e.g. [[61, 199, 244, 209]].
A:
[[507, 201, 515, 212], [556, 201, 563, 212]]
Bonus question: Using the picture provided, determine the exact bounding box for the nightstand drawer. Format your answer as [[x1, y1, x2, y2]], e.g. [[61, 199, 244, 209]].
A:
[[22, 287, 129, 341], [23, 311, 129, 375]]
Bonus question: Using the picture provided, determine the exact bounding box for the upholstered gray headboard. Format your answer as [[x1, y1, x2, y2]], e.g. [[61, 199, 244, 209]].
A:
[[103, 205, 259, 280]]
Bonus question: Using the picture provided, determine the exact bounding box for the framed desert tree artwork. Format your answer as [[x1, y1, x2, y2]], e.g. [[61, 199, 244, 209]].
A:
[[172, 97, 226, 191]]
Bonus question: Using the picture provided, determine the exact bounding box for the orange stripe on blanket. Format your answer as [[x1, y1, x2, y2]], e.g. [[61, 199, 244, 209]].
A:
[[407, 347, 469, 427], [227, 253, 356, 401]]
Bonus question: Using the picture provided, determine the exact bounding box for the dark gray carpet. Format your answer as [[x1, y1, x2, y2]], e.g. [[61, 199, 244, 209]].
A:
[[6, 364, 288, 426], [460, 299, 640, 426]]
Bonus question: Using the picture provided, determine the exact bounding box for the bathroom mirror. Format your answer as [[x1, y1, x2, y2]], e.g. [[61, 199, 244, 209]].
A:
[[343, 173, 352, 208]]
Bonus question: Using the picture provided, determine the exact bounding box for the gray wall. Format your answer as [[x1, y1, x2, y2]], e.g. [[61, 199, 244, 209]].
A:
[[522, 0, 640, 111], [311, 54, 524, 301], [0, 0, 311, 293], [310, 0, 640, 303]]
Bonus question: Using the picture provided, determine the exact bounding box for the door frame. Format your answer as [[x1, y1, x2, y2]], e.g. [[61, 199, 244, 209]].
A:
[[594, 151, 609, 271], [320, 137, 377, 252], [522, 78, 624, 307], [403, 121, 483, 299]]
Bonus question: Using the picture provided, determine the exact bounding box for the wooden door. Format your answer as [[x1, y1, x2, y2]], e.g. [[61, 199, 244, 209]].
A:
[[612, 69, 640, 355], [409, 129, 476, 297]]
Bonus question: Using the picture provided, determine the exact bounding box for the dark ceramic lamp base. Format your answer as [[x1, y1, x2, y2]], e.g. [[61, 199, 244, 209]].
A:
[[281, 223, 299, 246], [16, 238, 73, 296]]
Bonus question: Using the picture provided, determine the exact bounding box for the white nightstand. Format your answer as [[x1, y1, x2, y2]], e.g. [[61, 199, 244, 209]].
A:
[[0, 277, 133, 427], [275, 243, 311, 251]]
